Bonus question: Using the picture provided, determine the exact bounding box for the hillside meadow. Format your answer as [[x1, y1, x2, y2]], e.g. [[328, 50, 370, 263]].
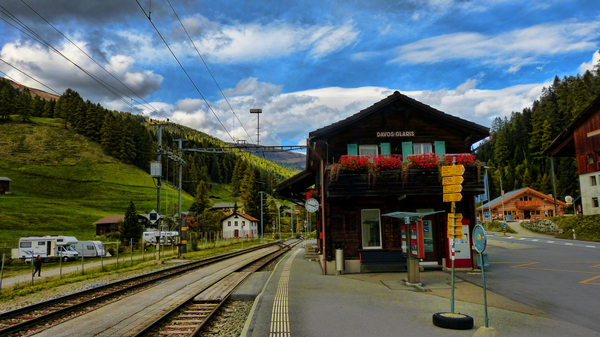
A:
[[0, 117, 215, 251]]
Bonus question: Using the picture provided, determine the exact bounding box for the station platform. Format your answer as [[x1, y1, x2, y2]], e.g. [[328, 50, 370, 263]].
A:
[[240, 242, 600, 337]]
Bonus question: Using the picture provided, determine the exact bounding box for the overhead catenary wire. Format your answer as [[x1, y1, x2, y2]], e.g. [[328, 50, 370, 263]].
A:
[[135, 0, 235, 143], [165, 0, 254, 145]]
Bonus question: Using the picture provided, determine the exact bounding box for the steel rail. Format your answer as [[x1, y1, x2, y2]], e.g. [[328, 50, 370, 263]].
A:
[[0, 241, 281, 336], [135, 240, 300, 337]]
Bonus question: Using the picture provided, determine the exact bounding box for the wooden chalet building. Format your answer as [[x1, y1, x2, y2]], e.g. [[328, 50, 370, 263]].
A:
[[476, 187, 567, 221], [543, 95, 600, 215], [275, 91, 488, 274]]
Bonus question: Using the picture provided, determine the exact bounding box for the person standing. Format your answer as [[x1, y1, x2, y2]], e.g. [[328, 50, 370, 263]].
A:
[[33, 255, 42, 277]]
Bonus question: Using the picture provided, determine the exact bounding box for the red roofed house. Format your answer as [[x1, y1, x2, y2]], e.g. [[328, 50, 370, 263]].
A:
[[221, 212, 259, 238]]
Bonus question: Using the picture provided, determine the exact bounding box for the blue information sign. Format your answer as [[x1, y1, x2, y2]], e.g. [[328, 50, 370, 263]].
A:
[[484, 212, 490, 219]]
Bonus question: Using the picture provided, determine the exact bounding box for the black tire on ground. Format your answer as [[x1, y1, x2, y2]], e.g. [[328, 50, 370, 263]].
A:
[[432, 312, 474, 330]]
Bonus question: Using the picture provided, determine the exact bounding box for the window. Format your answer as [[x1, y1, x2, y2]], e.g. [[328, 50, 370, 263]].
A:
[[359, 145, 378, 157], [592, 176, 597, 186], [589, 154, 595, 164], [361, 209, 381, 249], [38, 241, 45, 246], [413, 143, 433, 155], [242, 221, 245, 227], [20, 242, 32, 248], [235, 221, 238, 227], [593, 197, 599, 208], [228, 221, 231, 227]]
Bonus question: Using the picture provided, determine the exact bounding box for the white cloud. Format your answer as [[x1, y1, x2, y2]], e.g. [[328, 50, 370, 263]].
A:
[[579, 50, 600, 74], [0, 40, 163, 106], [390, 21, 600, 72]]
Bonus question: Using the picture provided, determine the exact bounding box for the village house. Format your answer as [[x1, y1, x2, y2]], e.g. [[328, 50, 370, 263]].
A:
[[221, 212, 258, 238], [275, 91, 489, 274], [543, 95, 600, 215], [476, 187, 568, 221]]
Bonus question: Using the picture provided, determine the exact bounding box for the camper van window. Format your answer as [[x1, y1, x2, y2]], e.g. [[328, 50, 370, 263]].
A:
[[87, 245, 94, 250], [58, 239, 63, 242], [38, 241, 45, 246], [21, 242, 32, 248]]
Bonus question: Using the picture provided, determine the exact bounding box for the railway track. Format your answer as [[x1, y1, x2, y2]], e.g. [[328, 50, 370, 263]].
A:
[[0, 241, 284, 336], [136, 240, 300, 337]]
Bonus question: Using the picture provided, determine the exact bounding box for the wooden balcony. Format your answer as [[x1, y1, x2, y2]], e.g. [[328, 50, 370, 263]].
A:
[[515, 200, 541, 209], [326, 167, 484, 198]]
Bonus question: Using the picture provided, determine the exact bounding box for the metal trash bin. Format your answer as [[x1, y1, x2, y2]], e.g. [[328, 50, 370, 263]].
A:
[[335, 248, 344, 274]]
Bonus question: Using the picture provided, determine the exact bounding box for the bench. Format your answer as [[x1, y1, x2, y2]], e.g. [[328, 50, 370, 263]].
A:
[[359, 250, 407, 273]]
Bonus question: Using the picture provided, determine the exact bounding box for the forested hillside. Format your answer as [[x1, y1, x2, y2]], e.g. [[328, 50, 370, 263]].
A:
[[476, 53, 600, 203], [0, 78, 295, 226]]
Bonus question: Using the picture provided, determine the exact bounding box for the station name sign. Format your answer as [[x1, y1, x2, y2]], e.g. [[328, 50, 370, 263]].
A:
[[376, 131, 415, 138]]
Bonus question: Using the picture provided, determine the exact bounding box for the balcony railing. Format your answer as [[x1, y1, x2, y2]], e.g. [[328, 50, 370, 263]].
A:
[[326, 166, 484, 198], [515, 200, 541, 209]]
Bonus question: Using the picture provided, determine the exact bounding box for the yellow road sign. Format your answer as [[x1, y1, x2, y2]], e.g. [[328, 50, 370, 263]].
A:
[[442, 176, 464, 185], [441, 165, 465, 177], [447, 232, 464, 239], [447, 213, 463, 222], [443, 192, 463, 202], [443, 184, 463, 194]]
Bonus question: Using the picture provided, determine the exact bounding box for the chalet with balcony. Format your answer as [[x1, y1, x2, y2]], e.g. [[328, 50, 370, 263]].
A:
[[543, 95, 600, 215], [476, 187, 567, 221], [275, 91, 489, 274]]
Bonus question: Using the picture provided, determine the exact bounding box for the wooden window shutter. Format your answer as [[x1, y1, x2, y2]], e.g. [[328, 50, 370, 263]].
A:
[[402, 142, 413, 157], [347, 143, 358, 155], [434, 141, 446, 156], [380, 143, 391, 156]]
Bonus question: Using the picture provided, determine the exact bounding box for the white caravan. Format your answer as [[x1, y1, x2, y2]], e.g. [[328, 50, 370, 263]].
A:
[[13, 236, 80, 261], [72, 241, 105, 257]]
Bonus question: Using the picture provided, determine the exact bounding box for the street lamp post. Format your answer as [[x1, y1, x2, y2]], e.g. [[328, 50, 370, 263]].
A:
[[484, 166, 505, 221]]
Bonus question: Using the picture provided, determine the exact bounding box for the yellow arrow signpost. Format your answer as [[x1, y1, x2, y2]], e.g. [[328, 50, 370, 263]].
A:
[[441, 164, 466, 314], [443, 184, 463, 194]]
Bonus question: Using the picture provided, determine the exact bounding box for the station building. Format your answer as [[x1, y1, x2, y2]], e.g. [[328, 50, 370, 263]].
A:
[[275, 91, 489, 274]]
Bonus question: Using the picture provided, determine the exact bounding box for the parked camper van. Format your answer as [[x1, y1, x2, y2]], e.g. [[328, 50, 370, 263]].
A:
[[73, 241, 105, 257], [143, 231, 179, 245], [12, 236, 80, 261]]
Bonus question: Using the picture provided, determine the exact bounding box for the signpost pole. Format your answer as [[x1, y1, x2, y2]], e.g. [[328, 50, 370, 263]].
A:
[[451, 201, 456, 313]]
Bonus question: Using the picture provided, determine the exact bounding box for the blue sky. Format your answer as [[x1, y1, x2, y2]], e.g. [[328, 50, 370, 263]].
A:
[[1, 0, 599, 148]]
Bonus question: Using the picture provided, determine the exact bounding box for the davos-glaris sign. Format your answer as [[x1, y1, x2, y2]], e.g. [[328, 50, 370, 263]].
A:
[[376, 131, 415, 137]]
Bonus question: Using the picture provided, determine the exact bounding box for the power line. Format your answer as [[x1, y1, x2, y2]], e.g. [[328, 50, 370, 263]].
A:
[[136, 0, 235, 143], [0, 2, 173, 120], [18, 0, 164, 118], [0, 58, 61, 95], [165, 0, 254, 144]]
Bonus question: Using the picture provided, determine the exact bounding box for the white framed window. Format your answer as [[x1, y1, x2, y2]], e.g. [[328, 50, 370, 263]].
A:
[[413, 143, 433, 155], [228, 221, 231, 227], [361, 209, 382, 249], [359, 145, 378, 157], [593, 197, 599, 208], [592, 176, 597, 186]]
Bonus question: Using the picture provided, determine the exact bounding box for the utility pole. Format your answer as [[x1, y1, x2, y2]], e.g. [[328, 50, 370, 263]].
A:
[[174, 139, 188, 255], [259, 191, 265, 243]]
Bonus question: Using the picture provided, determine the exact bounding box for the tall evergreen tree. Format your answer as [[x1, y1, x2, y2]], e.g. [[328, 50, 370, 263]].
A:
[[122, 201, 143, 245]]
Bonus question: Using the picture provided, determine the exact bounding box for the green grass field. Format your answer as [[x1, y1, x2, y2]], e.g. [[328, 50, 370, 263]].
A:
[[0, 117, 199, 251]]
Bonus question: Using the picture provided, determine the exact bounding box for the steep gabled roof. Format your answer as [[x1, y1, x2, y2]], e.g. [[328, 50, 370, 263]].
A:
[[94, 216, 125, 224], [222, 212, 259, 222], [477, 187, 568, 210], [542, 94, 600, 157], [309, 91, 489, 140]]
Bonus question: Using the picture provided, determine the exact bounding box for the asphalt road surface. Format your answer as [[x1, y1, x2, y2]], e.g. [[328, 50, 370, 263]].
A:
[[458, 226, 600, 333]]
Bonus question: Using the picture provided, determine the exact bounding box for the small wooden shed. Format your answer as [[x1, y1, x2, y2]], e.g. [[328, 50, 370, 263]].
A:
[[0, 177, 11, 194]]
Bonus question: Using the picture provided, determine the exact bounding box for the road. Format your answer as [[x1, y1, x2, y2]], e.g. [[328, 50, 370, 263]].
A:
[[458, 222, 600, 332]]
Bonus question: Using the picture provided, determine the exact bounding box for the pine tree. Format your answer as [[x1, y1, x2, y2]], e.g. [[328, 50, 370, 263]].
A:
[[122, 201, 143, 245], [522, 168, 531, 188], [188, 181, 213, 216]]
